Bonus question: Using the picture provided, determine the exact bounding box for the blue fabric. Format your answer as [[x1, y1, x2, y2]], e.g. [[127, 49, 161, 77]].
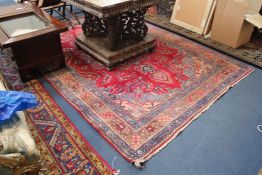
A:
[[0, 91, 38, 123]]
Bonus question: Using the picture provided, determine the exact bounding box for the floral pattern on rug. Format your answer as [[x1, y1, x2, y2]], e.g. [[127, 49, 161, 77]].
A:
[[44, 25, 254, 166]]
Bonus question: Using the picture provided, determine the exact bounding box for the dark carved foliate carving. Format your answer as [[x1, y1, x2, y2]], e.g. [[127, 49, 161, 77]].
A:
[[82, 11, 107, 37], [119, 7, 149, 40], [81, 7, 150, 50]]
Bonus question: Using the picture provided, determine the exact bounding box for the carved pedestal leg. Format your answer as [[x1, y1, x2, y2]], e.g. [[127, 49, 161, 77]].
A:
[[106, 15, 120, 50]]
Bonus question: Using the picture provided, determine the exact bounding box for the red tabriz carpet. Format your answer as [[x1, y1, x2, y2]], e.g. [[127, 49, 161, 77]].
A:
[[24, 80, 116, 175], [45, 25, 253, 166]]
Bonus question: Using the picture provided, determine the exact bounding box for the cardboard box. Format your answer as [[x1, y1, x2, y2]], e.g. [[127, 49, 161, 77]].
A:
[[170, 0, 215, 34], [245, 14, 262, 29], [203, 0, 217, 35], [210, 0, 262, 48]]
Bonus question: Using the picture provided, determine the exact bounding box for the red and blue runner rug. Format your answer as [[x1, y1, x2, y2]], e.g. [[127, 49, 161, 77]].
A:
[[24, 80, 116, 174], [45, 25, 253, 166]]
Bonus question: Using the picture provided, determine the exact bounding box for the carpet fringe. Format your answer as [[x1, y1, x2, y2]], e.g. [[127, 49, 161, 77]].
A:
[[113, 169, 121, 175], [134, 159, 146, 168]]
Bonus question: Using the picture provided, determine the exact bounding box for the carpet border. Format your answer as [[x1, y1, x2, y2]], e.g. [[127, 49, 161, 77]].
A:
[[44, 75, 137, 164]]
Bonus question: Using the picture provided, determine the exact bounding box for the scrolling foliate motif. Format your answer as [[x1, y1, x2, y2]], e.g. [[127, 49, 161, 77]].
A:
[[119, 7, 149, 40], [82, 11, 107, 37]]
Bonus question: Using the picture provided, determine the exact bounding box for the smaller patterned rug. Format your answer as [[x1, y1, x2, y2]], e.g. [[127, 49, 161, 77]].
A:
[[45, 25, 254, 167], [24, 80, 116, 175]]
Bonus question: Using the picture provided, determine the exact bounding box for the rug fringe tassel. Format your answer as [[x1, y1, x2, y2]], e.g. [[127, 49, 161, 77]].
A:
[[113, 169, 120, 175], [134, 159, 146, 168]]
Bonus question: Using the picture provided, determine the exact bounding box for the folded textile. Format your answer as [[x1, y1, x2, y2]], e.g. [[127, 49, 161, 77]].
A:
[[0, 91, 38, 124]]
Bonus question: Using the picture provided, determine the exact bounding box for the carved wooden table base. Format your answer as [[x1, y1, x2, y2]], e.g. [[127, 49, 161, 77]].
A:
[[64, 0, 160, 69], [78, 8, 156, 69], [82, 7, 149, 50]]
